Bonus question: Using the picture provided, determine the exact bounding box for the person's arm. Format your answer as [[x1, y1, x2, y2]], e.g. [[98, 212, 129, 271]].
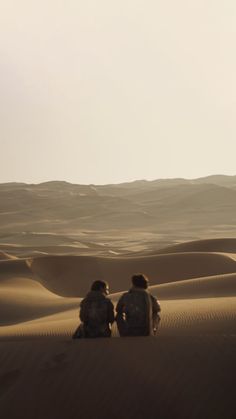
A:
[[151, 295, 161, 333], [116, 295, 125, 318], [156, 299, 161, 313], [115, 294, 128, 336], [108, 300, 115, 324], [151, 295, 161, 312]]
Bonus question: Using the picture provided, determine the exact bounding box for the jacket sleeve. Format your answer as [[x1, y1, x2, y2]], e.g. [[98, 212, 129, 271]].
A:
[[108, 300, 115, 324], [116, 294, 125, 315], [151, 295, 161, 313], [115, 294, 128, 336], [150, 295, 161, 331]]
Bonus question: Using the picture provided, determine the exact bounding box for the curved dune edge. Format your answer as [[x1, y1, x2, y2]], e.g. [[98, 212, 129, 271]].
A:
[[1, 252, 236, 336], [111, 272, 236, 301], [23, 252, 236, 297], [0, 259, 33, 280], [1, 241, 236, 341], [157, 238, 236, 254], [0, 251, 18, 260], [0, 278, 80, 326], [150, 272, 236, 300], [1, 296, 236, 339]]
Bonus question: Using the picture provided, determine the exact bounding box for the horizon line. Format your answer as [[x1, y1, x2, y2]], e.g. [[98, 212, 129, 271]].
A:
[[0, 173, 236, 187]]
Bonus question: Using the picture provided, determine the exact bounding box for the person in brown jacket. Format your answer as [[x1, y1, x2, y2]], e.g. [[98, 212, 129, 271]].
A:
[[116, 274, 161, 337], [73, 280, 114, 338]]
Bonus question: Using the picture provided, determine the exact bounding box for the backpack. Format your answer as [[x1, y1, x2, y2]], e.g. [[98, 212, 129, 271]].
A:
[[124, 292, 148, 327], [83, 300, 108, 323], [115, 290, 151, 337], [82, 298, 111, 337]]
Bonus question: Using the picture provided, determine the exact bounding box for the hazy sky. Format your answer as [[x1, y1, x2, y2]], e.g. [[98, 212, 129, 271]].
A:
[[0, 1, 235, 184]]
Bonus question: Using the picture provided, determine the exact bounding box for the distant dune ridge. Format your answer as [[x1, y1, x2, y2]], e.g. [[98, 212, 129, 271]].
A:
[[0, 178, 236, 418], [0, 176, 236, 257]]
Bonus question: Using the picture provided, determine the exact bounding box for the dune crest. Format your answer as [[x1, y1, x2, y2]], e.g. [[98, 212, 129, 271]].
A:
[[25, 252, 236, 297], [157, 238, 236, 254], [0, 251, 17, 260]]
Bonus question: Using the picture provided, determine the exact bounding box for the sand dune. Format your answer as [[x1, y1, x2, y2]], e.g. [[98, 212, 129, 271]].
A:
[[1, 245, 236, 338], [112, 272, 236, 304], [27, 252, 236, 296], [0, 251, 17, 260], [150, 272, 236, 300], [0, 278, 79, 326], [157, 238, 236, 254], [1, 296, 236, 340], [159, 296, 236, 336], [0, 308, 78, 339], [0, 259, 33, 280], [1, 233, 236, 419], [0, 337, 235, 419]]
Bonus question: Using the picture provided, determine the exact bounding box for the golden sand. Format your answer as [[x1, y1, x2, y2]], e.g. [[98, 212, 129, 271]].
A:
[[0, 238, 235, 418]]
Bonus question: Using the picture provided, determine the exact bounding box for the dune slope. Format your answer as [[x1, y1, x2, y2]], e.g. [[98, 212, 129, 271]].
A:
[[150, 272, 236, 300], [157, 238, 236, 254], [0, 278, 79, 326], [27, 252, 236, 297]]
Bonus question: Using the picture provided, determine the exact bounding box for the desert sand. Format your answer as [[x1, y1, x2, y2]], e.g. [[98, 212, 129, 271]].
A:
[[0, 239, 236, 418], [0, 179, 236, 418]]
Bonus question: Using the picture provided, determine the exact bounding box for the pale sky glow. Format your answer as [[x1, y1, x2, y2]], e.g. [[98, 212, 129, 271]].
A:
[[0, 1, 236, 184]]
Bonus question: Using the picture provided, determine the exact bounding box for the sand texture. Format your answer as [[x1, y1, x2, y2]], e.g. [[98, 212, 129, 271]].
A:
[[0, 179, 236, 418], [0, 236, 236, 418]]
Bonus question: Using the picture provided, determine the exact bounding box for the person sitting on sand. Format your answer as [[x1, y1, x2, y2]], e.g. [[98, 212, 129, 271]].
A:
[[76, 280, 115, 338], [116, 274, 161, 337]]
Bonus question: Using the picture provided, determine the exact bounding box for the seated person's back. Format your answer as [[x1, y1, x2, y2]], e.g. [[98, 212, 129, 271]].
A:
[[80, 280, 114, 338], [116, 274, 161, 337]]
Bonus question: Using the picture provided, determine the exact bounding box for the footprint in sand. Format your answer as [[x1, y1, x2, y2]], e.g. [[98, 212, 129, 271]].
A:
[[0, 369, 21, 398]]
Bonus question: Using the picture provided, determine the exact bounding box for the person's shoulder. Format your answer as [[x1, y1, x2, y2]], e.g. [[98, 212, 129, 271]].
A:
[[150, 294, 160, 304], [105, 297, 114, 306], [118, 291, 130, 300], [116, 291, 130, 305]]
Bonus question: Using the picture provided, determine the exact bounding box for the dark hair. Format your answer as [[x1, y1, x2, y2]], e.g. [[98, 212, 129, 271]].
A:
[[132, 274, 149, 289], [91, 280, 108, 292]]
